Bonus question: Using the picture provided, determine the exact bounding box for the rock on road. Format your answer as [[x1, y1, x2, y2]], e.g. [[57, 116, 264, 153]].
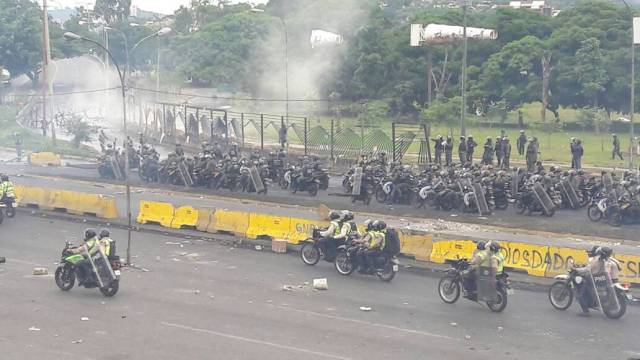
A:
[[0, 216, 637, 360]]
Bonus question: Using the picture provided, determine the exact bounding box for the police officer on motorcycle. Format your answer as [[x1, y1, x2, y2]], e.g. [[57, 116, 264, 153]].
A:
[[318, 211, 343, 261], [358, 220, 386, 274], [574, 246, 620, 316], [0, 174, 14, 202], [67, 229, 100, 285]]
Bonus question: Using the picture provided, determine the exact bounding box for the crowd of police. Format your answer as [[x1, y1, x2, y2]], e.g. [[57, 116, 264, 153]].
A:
[[97, 133, 329, 196], [345, 131, 639, 224]]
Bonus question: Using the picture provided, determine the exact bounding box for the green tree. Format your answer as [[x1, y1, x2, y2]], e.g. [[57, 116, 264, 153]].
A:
[[420, 96, 462, 129], [0, 0, 43, 84], [574, 38, 608, 109], [64, 116, 97, 148], [94, 0, 131, 24]]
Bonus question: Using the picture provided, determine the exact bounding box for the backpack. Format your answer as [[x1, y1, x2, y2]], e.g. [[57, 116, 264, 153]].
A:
[[383, 229, 401, 255]]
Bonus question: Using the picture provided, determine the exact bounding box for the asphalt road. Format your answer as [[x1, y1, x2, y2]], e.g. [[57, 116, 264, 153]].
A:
[[0, 215, 638, 360]]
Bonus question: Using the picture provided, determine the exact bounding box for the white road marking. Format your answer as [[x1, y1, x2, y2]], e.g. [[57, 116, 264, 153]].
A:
[[160, 321, 352, 360], [277, 306, 456, 341]]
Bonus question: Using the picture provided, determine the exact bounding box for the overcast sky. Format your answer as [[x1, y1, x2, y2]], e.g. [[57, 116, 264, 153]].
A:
[[43, 0, 268, 14]]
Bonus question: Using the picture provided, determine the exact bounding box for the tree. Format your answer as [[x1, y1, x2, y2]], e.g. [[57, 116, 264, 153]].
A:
[[0, 0, 43, 84], [94, 0, 131, 24], [420, 96, 462, 130], [64, 116, 97, 148], [574, 38, 608, 109]]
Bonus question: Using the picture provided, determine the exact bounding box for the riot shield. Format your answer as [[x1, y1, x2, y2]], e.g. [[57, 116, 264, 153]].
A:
[[510, 171, 520, 198], [589, 269, 620, 314], [532, 183, 555, 214], [607, 188, 619, 209], [85, 246, 116, 288], [249, 166, 265, 193], [177, 160, 194, 187], [109, 156, 124, 180], [603, 173, 614, 194], [477, 266, 498, 303], [351, 167, 363, 196], [471, 182, 491, 215], [560, 179, 580, 209]]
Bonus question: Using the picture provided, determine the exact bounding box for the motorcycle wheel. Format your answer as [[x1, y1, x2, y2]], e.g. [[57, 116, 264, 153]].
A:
[[413, 198, 424, 209], [0, 209, 3, 225], [578, 194, 590, 208], [609, 209, 622, 227], [6, 206, 15, 218], [548, 281, 573, 310], [515, 198, 527, 214], [279, 178, 289, 190], [342, 177, 351, 193], [300, 242, 321, 266], [377, 262, 396, 282], [603, 292, 627, 319], [437, 276, 461, 304], [54, 266, 75, 291], [308, 183, 319, 197], [486, 288, 508, 312], [375, 188, 387, 204], [587, 204, 602, 222], [495, 199, 508, 211], [544, 208, 556, 217], [334, 250, 354, 275], [99, 279, 119, 297]]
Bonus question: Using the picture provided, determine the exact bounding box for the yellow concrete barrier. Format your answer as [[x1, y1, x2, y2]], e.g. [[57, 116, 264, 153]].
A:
[[398, 231, 433, 261], [14, 186, 117, 219], [287, 218, 327, 244], [544, 246, 588, 278], [137, 201, 174, 228], [209, 210, 249, 236], [430, 240, 476, 264], [196, 208, 214, 232], [617, 254, 640, 284], [499, 241, 550, 277], [171, 205, 199, 229], [28, 152, 61, 166], [246, 214, 291, 240]]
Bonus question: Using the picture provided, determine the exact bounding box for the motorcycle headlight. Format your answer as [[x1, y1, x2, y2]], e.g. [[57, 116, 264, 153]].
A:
[[575, 276, 583, 284]]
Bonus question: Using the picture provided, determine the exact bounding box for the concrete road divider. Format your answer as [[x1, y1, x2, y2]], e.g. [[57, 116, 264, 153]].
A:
[[398, 230, 433, 261], [196, 208, 214, 232], [209, 209, 249, 237], [246, 214, 291, 240], [28, 152, 61, 166], [14, 186, 118, 219], [137, 201, 174, 228], [287, 218, 327, 245], [171, 205, 198, 229]]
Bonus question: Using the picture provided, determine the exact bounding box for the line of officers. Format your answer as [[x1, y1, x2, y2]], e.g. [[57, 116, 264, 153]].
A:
[[317, 210, 389, 273], [431, 130, 539, 171]]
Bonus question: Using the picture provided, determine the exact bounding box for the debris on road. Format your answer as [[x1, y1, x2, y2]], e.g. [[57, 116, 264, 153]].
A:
[[282, 285, 295, 291], [359, 306, 372, 312], [450, 322, 457, 327], [32, 267, 48, 275], [80, 317, 89, 321], [195, 290, 200, 295], [72, 339, 83, 344], [313, 278, 328, 290], [254, 245, 262, 251], [464, 335, 471, 340], [28, 326, 40, 331]]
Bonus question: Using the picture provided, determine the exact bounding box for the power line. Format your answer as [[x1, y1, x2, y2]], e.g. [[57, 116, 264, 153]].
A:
[[130, 86, 393, 103], [10, 87, 120, 98]]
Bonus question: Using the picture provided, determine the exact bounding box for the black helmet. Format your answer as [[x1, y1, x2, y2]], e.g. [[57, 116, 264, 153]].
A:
[[84, 228, 97, 241], [364, 219, 373, 230], [328, 211, 340, 221], [99, 229, 110, 239], [0, 175, 8, 182], [489, 242, 501, 253], [341, 210, 354, 221], [376, 221, 387, 231], [587, 246, 601, 257], [600, 246, 613, 260], [477, 241, 486, 251]]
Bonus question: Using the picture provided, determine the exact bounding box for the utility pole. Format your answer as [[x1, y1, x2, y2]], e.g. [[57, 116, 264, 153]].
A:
[[42, 0, 54, 142], [460, 0, 468, 136], [622, 0, 636, 169]]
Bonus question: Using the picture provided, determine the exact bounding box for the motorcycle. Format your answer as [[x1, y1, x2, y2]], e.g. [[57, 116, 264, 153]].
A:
[[549, 260, 630, 319], [54, 241, 121, 297], [515, 188, 555, 217], [0, 203, 5, 225], [334, 244, 399, 282], [0, 193, 16, 218], [291, 176, 320, 196], [300, 229, 343, 265], [437, 259, 512, 312]]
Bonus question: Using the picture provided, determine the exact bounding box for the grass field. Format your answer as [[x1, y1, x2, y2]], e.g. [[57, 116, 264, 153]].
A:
[[0, 105, 97, 158]]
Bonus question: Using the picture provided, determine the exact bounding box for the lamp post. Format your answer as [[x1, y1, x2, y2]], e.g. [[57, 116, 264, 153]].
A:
[[460, 0, 469, 137], [622, 0, 636, 169], [64, 28, 170, 265]]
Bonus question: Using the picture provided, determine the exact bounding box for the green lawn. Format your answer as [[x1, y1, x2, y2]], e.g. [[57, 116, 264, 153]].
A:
[[0, 105, 98, 158]]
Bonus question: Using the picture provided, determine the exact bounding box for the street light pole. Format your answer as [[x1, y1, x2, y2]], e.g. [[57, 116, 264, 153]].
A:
[[280, 17, 289, 131], [622, 0, 636, 169], [460, 0, 468, 137], [64, 32, 132, 264]]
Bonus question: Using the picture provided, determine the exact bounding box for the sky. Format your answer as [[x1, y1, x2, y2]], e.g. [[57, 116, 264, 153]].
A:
[[43, 0, 268, 15]]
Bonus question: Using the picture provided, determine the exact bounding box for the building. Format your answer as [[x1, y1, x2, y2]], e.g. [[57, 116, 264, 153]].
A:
[[507, 1, 554, 16]]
